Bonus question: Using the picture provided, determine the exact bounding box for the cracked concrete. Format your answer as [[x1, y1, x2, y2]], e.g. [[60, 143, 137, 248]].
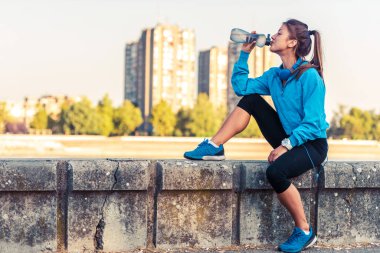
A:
[[0, 160, 378, 252], [94, 160, 120, 250]]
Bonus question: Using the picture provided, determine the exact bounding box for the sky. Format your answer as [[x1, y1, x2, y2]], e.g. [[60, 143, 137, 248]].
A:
[[0, 0, 379, 120]]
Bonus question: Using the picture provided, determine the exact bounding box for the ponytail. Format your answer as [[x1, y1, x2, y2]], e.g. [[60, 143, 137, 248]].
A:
[[309, 30, 323, 79]]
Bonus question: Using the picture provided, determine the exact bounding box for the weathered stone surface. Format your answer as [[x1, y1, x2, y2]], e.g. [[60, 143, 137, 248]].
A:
[[0, 159, 378, 252], [240, 190, 312, 245], [156, 191, 232, 248], [0, 192, 56, 253], [318, 189, 380, 245], [324, 162, 380, 188], [68, 192, 147, 252], [159, 160, 235, 190], [243, 161, 313, 190], [0, 160, 56, 191], [70, 160, 149, 191]]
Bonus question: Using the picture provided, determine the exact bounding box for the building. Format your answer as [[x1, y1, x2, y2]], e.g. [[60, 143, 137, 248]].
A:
[[124, 42, 139, 105], [198, 47, 228, 107], [126, 24, 196, 132], [226, 42, 276, 113]]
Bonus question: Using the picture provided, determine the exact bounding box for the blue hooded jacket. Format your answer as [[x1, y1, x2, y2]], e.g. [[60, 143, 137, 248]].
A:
[[232, 51, 329, 147]]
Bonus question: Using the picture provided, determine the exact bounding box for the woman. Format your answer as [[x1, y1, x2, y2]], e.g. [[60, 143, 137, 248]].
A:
[[184, 19, 329, 252]]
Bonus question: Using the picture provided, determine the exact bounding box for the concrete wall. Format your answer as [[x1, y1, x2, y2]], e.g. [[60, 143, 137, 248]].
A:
[[0, 159, 379, 252]]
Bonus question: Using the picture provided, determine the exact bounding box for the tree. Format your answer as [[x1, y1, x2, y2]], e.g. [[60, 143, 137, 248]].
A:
[[97, 94, 114, 136], [113, 100, 143, 135], [150, 100, 176, 136], [62, 97, 102, 135], [340, 107, 373, 140], [327, 105, 346, 139], [57, 97, 77, 135], [0, 101, 9, 133], [188, 93, 219, 137], [30, 105, 48, 130], [328, 105, 380, 140], [174, 107, 191, 136], [373, 116, 380, 141]]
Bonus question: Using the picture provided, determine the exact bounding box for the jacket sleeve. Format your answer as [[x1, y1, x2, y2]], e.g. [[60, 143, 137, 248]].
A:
[[288, 69, 328, 147], [231, 51, 271, 96]]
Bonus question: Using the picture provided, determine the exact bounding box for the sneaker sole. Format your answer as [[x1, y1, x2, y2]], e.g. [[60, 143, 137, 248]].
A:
[[202, 155, 226, 161], [183, 155, 226, 161], [304, 235, 317, 249]]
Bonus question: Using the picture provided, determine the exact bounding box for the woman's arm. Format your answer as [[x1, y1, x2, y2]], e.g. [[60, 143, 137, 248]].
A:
[[231, 51, 272, 96]]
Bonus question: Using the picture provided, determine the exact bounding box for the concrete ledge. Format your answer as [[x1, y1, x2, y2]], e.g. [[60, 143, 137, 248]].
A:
[[160, 160, 234, 190], [0, 160, 56, 191], [324, 162, 379, 188], [70, 160, 149, 191], [0, 160, 379, 253]]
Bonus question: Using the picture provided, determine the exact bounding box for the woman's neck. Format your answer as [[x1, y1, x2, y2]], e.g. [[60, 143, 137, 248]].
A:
[[280, 53, 298, 69]]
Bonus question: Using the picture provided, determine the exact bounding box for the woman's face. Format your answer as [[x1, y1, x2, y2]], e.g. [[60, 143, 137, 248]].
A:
[[270, 24, 297, 54]]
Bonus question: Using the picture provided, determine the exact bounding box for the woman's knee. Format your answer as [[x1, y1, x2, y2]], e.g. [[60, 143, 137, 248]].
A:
[[238, 94, 263, 116], [266, 164, 290, 193], [266, 164, 280, 184]]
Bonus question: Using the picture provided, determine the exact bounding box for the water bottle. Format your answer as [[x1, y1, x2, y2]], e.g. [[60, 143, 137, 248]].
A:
[[230, 28, 271, 48]]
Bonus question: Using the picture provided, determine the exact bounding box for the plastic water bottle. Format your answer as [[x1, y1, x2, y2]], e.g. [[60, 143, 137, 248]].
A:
[[230, 28, 271, 48]]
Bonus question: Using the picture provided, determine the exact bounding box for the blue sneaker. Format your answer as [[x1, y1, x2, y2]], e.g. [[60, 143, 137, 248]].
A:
[[278, 227, 317, 253], [184, 139, 225, 160]]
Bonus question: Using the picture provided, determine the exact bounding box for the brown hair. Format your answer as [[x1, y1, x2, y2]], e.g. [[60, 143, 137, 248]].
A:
[[283, 19, 324, 79]]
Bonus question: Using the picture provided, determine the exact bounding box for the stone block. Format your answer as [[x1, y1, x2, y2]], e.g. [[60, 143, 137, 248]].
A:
[[70, 160, 149, 191], [324, 162, 380, 189], [0, 192, 56, 253], [0, 160, 56, 191], [243, 161, 313, 190], [318, 189, 380, 245], [159, 160, 235, 190], [156, 191, 232, 248], [67, 192, 147, 252], [240, 190, 312, 245]]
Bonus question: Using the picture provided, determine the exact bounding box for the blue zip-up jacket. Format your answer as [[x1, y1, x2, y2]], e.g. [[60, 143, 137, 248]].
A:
[[232, 51, 329, 147]]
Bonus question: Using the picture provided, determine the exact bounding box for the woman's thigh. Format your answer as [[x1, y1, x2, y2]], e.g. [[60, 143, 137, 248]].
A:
[[270, 138, 328, 179]]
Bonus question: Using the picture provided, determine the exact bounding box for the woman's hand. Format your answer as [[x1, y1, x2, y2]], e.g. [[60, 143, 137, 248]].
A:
[[268, 145, 288, 163], [242, 31, 257, 53]]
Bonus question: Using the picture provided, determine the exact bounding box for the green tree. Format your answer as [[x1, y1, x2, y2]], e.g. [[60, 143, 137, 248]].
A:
[[59, 97, 75, 135], [327, 105, 346, 139], [97, 94, 114, 136], [30, 105, 48, 130], [113, 100, 143, 135], [174, 107, 191, 136], [373, 116, 380, 141], [341, 107, 373, 140], [62, 97, 102, 135], [0, 101, 9, 133], [188, 93, 219, 137], [150, 100, 176, 136], [328, 105, 380, 140]]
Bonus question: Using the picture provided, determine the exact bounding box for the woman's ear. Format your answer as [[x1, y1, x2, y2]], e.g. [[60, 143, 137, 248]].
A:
[[288, 39, 298, 49]]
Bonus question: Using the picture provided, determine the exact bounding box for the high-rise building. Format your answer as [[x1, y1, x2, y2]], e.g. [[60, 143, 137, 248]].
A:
[[198, 47, 228, 107], [124, 42, 138, 104], [125, 24, 196, 132], [227, 43, 276, 113]]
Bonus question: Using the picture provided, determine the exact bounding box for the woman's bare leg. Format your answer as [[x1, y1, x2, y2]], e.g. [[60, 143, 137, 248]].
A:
[[277, 183, 309, 232], [211, 107, 251, 146]]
